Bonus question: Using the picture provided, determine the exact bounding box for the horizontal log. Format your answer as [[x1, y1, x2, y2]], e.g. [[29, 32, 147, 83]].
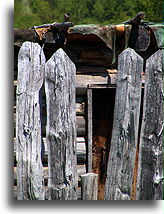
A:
[[14, 29, 38, 46], [76, 73, 146, 95], [76, 74, 111, 95], [14, 137, 86, 165], [76, 102, 85, 115], [77, 143, 87, 164], [76, 96, 85, 103], [65, 48, 113, 67], [76, 73, 114, 88], [76, 66, 109, 74], [76, 96, 86, 116], [76, 116, 86, 136], [32, 22, 74, 31], [76, 103, 85, 115]]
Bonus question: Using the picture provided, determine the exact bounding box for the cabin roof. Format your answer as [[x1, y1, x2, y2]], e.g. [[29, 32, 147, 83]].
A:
[[68, 23, 164, 49], [14, 23, 164, 67]]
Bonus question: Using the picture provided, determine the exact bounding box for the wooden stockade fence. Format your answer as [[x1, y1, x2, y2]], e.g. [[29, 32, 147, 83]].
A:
[[15, 41, 163, 200], [104, 48, 143, 200], [15, 41, 94, 200], [16, 42, 45, 200], [136, 50, 163, 200], [105, 49, 163, 200], [45, 48, 77, 200]]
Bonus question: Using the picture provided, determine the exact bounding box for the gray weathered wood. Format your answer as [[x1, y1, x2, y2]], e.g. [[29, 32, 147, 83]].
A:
[[105, 48, 143, 200], [136, 50, 163, 200], [14, 137, 86, 165], [14, 164, 86, 186], [81, 173, 98, 200], [77, 142, 86, 164], [45, 48, 77, 200], [14, 113, 86, 137], [16, 42, 45, 200], [87, 88, 93, 173], [76, 74, 110, 95], [76, 116, 86, 136]]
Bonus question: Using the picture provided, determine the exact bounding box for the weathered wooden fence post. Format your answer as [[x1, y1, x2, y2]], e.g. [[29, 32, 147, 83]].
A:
[[105, 48, 143, 200], [45, 48, 77, 200], [16, 42, 45, 200], [87, 88, 93, 173], [136, 50, 163, 200], [81, 173, 98, 200]]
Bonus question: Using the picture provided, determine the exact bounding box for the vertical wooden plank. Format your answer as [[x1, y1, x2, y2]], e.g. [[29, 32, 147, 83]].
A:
[[87, 88, 93, 172], [136, 50, 163, 200], [45, 48, 77, 200], [81, 173, 98, 200], [16, 41, 45, 200], [105, 48, 143, 200]]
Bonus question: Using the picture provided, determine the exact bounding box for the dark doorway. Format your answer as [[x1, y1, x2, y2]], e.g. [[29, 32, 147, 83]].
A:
[[87, 85, 116, 200]]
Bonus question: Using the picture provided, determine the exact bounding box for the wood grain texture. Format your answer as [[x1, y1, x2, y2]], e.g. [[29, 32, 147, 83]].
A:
[[14, 138, 86, 165], [136, 50, 163, 200], [87, 88, 93, 173], [105, 48, 143, 200], [81, 173, 98, 200], [14, 164, 86, 186], [14, 113, 86, 137], [45, 48, 77, 200], [76, 73, 110, 95], [16, 42, 45, 200]]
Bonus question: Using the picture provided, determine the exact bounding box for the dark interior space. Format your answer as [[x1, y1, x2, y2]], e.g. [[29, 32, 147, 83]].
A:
[[92, 87, 116, 200]]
